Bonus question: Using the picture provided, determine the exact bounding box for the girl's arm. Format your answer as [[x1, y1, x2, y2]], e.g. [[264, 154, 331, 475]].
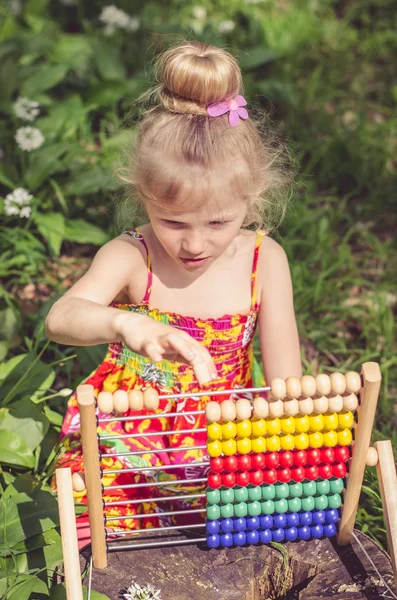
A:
[[258, 237, 302, 382]]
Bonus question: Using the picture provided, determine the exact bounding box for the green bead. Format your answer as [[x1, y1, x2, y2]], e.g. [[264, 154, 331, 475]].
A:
[[220, 488, 235, 504], [316, 480, 330, 495], [328, 493, 342, 509], [234, 502, 248, 517], [289, 482, 303, 498], [248, 486, 262, 501], [248, 500, 261, 516], [261, 500, 275, 515], [220, 503, 234, 518], [275, 483, 289, 499], [288, 497, 302, 512], [330, 478, 344, 494], [261, 484, 275, 500], [274, 499, 288, 514], [302, 481, 316, 497], [234, 487, 249, 503], [301, 496, 315, 511], [207, 504, 220, 520], [314, 495, 328, 510], [206, 488, 220, 505]]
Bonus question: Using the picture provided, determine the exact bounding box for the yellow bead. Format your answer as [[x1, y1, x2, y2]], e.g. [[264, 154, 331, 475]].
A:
[[309, 414, 324, 432], [222, 421, 237, 440], [294, 433, 309, 450], [236, 419, 252, 438], [207, 439, 222, 457], [337, 428, 353, 446], [266, 418, 281, 436], [308, 431, 323, 448], [251, 436, 267, 453], [266, 435, 281, 452], [237, 437, 252, 454], [280, 416, 295, 434], [252, 418, 267, 437], [207, 422, 222, 441], [280, 433, 295, 451], [294, 415, 310, 433], [222, 439, 237, 456], [323, 430, 338, 447], [323, 413, 339, 431], [338, 411, 354, 429]]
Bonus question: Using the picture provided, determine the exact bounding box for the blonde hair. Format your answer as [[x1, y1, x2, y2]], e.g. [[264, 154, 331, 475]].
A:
[[117, 40, 294, 231]]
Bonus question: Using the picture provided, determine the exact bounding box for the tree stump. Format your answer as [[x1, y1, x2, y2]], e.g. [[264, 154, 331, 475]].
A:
[[81, 529, 394, 599]]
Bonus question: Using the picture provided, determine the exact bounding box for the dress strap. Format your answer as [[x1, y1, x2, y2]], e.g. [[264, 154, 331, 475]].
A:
[[250, 229, 266, 308], [122, 227, 152, 304]]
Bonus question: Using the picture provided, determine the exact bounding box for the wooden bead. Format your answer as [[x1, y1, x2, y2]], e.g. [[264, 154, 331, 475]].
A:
[[221, 400, 236, 422], [270, 378, 286, 400], [345, 371, 361, 394], [313, 395, 328, 414], [253, 397, 269, 419], [315, 374, 331, 397], [330, 372, 346, 395], [128, 390, 143, 411], [113, 389, 129, 413], [206, 401, 221, 423], [343, 393, 358, 412], [298, 397, 314, 416], [236, 398, 252, 421], [285, 377, 301, 400], [301, 375, 316, 398], [328, 394, 343, 413], [284, 398, 299, 416], [97, 391, 113, 414], [366, 447, 378, 467], [72, 472, 86, 493], [269, 399, 284, 418], [143, 388, 159, 410]]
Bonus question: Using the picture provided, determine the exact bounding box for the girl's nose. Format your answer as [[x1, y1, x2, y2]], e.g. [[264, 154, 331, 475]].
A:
[[182, 231, 206, 256]]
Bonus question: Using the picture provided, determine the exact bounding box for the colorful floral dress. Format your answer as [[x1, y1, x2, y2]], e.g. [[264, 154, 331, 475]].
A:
[[58, 228, 266, 538]]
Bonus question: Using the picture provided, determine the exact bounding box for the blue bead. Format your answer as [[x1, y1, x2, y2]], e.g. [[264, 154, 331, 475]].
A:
[[323, 523, 337, 537], [260, 515, 273, 529], [247, 516, 261, 530], [299, 511, 313, 526], [206, 519, 220, 535], [246, 530, 260, 545], [285, 527, 298, 542], [311, 525, 324, 539], [298, 525, 311, 540], [286, 513, 300, 528], [325, 509, 339, 524], [220, 533, 234, 547], [259, 529, 272, 544], [207, 534, 220, 548], [220, 518, 234, 533], [273, 514, 287, 529], [271, 528, 285, 542], [312, 510, 326, 525], [233, 531, 247, 546], [234, 517, 247, 532]]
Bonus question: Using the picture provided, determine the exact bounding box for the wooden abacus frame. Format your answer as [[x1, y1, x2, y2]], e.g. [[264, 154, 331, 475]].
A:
[[56, 362, 397, 600]]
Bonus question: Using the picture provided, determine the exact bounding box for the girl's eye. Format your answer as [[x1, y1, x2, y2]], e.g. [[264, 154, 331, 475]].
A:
[[163, 220, 185, 227], [210, 221, 227, 227]]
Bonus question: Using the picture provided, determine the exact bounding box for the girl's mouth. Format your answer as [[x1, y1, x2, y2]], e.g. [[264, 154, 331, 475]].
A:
[[180, 256, 210, 267]]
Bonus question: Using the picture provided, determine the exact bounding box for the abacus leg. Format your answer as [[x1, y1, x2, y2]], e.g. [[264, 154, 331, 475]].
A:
[[56, 468, 84, 600]]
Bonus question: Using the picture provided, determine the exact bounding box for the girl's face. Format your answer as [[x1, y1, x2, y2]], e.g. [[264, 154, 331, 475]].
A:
[[145, 196, 249, 272]]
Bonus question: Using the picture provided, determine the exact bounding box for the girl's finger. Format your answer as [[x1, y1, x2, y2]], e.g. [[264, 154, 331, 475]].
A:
[[190, 350, 216, 385], [142, 340, 163, 363], [163, 333, 196, 362]]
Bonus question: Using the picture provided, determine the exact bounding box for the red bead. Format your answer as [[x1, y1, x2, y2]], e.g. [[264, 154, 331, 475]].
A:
[[210, 457, 224, 473], [291, 466, 305, 482], [307, 449, 321, 465], [222, 472, 236, 488], [237, 455, 252, 471], [320, 448, 335, 464], [223, 456, 238, 472], [235, 471, 250, 487], [278, 467, 291, 483], [318, 464, 333, 479], [279, 451, 294, 468], [250, 470, 264, 486], [208, 473, 222, 489], [334, 446, 350, 463], [293, 450, 307, 467], [263, 469, 278, 484], [265, 452, 279, 469], [251, 453, 266, 470], [305, 466, 319, 481], [332, 462, 347, 478]]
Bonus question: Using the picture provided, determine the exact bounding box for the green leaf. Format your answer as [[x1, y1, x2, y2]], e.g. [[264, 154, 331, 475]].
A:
[[33, 212, 65, 256], [11, 529, 63, 587], [6, 574, 49, 600], [43, 406, 63, 428], [63, 166, 119, 195], [84, 81, 131, 108], [50, 583, 111, 599], [239, 46, 279, 70], [49, 35, 93, 73], [64, 219, 109, 245], [0, 432, 35, 469], [0, 351, 54, 406], [21, 64, 68, 97], [93, 38, 126, 81], [24, 143, 68, 190], [0, 400, 49, 451]]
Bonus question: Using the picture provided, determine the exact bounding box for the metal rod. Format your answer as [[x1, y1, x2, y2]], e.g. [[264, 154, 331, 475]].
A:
[[108, 537, 207, 551], [106, 523, 205, 537], [105, 477, 207, 490], [106, 461, 210, 475], [106, 508, 204, 522], [99, 409, 205, 424], [101, 427, 206, 441], [100, 445, 206, 458], [105, 493, 205, 507]]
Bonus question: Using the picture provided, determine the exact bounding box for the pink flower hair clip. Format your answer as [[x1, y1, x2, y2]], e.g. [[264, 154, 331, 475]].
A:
[[207, 95, 249, 127]]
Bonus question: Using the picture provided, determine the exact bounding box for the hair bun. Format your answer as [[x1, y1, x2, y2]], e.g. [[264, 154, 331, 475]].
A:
[[153, 41, 243, 115]]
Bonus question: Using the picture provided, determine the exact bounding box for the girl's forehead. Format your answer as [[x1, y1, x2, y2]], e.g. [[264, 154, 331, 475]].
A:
[[151, 195, 247, 220]]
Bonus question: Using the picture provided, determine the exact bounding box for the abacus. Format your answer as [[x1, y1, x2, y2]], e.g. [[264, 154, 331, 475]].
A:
[[56, 362, 397, 600]]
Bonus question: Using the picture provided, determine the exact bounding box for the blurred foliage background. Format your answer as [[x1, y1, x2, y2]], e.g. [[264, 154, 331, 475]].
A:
[[0, 0, 396, 597]]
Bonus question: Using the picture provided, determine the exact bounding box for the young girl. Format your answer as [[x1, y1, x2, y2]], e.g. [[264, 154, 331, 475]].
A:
[[46, 40, 301, 540]]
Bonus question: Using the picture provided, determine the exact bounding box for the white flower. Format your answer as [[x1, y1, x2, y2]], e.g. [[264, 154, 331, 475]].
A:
[[13, 97, 40, 122], [192, 6, 207, 20], [126, 16, 140, 31], [99, 5, 140, 33], [15, 127, 45, 151], [4, 188, 33, 219], [218, 20, 235, 33], [8, 0, 22, 15], [123, 581, 162, 600]]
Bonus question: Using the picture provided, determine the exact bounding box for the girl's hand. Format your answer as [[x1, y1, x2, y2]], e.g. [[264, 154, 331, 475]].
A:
[[118, 312, 217, 385]]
